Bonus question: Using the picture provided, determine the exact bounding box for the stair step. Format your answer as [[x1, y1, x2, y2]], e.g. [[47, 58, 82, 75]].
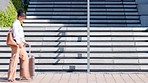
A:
[[28, 5, 87, 8], [23, 23, 140, 27], [1, 59, 148, 64], [24, 19, 140, 23], [24, 20, 88, 22], [1, 44, 148, 48], [1, 65, 147, 71], [29, 2, 136, 5], [23, 22, 140, 25], [28, 4, 136, 8], [26, 16, 86, 19], [29, 2, 86, 4], [1, 47, 148, 52], [1, 42, 148, 47], [3, 32, 148, 36], [26, 12, 138, 15], [26, 16, 139, 20], [1, 53, 148, 58], [0, 51, 147, 53], [23, 24, 86, 27], [1, 37, 148, 42], [2, 27, 147, 31], [28, 8, 137, 12]]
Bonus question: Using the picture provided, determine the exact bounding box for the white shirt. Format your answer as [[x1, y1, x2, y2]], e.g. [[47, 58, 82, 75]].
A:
[[11, 19, 26, 44]]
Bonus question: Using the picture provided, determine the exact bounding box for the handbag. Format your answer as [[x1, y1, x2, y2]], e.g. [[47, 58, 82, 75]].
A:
[[6, 30, 17, 46]]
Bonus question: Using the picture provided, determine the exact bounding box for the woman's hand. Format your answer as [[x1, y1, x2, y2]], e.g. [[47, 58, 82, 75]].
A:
[[18, 43, 23, 48], [17, 42, 29, 48]]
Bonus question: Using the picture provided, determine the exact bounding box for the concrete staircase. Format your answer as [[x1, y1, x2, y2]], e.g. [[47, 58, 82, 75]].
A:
[[1, 0, 148, 72], [1, 27, 148, 72], [24, 0, 141, 27]]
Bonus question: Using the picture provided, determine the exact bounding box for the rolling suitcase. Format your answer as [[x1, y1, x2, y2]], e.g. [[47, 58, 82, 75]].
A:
[[20, 45, 35, 80], [28, 45, 35, 79]]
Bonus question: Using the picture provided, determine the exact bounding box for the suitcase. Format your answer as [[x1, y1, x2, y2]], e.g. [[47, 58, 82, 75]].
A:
[[20, 45, 35, 80], [28, 45, 35, 79]]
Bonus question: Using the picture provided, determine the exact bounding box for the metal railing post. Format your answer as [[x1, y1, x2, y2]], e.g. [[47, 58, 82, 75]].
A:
[[87, 0, 90, 73]]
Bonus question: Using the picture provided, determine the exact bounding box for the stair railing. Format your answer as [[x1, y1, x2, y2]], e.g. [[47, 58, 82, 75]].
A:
[[87, 0, 90, 73]]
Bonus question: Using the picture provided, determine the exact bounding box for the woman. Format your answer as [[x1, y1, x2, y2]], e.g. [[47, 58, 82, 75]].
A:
[[8, 9, 31, 82]]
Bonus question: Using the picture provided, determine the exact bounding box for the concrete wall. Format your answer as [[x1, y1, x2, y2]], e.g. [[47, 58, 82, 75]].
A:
[[136, 0, 148, 27], [0, 0, 10, 12]]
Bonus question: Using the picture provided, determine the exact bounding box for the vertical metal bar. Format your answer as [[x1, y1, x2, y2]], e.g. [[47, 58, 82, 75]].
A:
[[87, 0, 90, 73], [29, 45, 31, 56]]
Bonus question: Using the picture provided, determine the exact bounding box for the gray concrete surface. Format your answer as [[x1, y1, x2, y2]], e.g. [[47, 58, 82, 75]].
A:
[[0, 0, 10, 12], [136, 0, 148, 26]]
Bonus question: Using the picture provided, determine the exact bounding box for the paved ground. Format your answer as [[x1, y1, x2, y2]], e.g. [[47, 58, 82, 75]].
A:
[[1, 72, 148, 83]]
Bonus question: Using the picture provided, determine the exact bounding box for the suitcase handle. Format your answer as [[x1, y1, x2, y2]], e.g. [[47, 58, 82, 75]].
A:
[[24, 44, 32, 57], [29, 44, 31, 56], [29, 45, 34, 57]]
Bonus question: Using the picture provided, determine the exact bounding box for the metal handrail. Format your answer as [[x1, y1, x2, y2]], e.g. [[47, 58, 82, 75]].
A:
[[87, 0, 90, 73]]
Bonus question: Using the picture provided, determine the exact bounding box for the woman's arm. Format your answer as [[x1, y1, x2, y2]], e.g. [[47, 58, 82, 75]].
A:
[[12, 23, 23, 48]]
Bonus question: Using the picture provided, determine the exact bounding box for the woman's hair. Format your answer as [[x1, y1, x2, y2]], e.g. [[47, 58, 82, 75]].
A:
[[17, 9, 26, 17]]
